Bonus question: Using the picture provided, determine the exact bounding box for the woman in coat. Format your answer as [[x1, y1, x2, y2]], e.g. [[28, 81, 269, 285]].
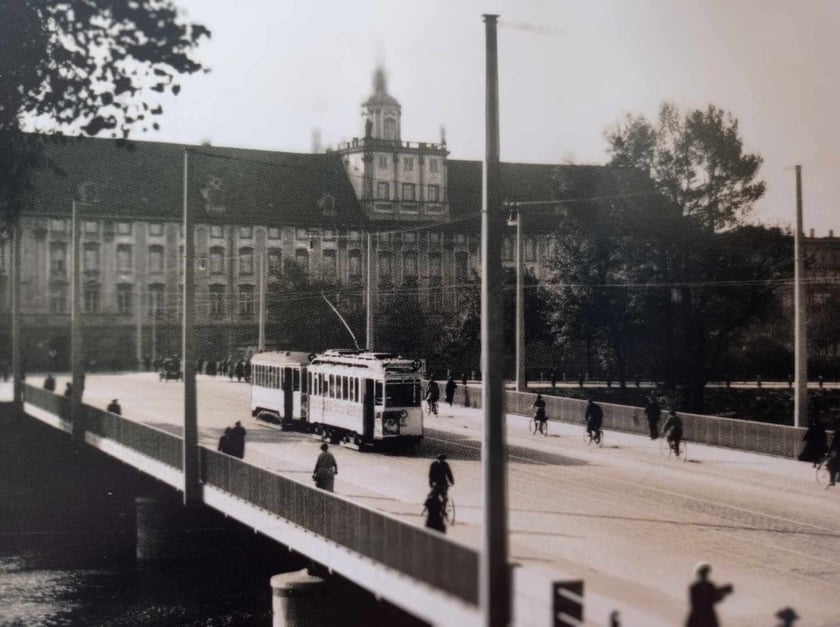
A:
[[312, 443, 338, 492]]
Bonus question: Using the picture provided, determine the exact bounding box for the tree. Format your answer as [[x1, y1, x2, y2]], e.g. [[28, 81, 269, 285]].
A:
[[268, 260, 364, 352], [0, 0, 210, 223], [607, 102, 765, 233], [598, 103, 789, 411]]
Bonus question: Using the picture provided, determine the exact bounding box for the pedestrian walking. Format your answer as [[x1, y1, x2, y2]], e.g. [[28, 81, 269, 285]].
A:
[[644, 395, 661, 440], [685, 562, 733, 627], [43, 373, 56, 392], [444, 376, 457, 408], [107, 399, 122, 415], [550, 369, 557, 389], [775, 607, 799, 627], [312, 443, 338, 491], [63, 382, 72, 398], [218, 427, 232, 455], [235, 360, 244, 383], [461, 372, 467, 387], [229, 420, 246, 458], [826, 428, 840, 486], [797, 416, 827, 467], [423, 489, 447, 533]]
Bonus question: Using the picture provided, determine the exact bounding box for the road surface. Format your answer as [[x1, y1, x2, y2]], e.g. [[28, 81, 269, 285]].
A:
[[32, 373, 840, 626]]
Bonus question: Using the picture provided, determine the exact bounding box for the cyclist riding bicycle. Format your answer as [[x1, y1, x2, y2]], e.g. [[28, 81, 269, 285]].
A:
[[532, 394, 547, 425], [425, 377, 440, 415], [585, 398, 603, 442], [429, 453, 454, 499], [662, 409, 684, 456]]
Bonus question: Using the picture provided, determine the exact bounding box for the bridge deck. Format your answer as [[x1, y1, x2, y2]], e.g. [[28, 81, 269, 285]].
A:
[[19, 374, 840, 627]]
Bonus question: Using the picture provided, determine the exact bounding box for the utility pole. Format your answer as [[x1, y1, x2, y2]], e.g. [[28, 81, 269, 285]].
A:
[[258, 249, 266, 352], [794, 165, 808, 428], [182, 148, 200, 505], [70, 200, 84, 439], [135, 281, 142, 370], [513, 207, 525, 392], [366, 231, 374, 350], [481, 14, 510, 627], [10, 216, 22, 413]]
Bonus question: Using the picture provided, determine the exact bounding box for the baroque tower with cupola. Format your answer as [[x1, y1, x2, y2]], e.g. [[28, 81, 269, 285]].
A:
[[338, 66, 449, 222]]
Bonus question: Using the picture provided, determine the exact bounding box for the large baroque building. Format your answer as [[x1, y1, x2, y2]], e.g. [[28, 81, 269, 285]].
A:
[[1, 68, 837, 370]]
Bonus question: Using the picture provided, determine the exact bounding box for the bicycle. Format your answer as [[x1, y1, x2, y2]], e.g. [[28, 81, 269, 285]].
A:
[[659, 433, 688, 462], [530, 415, 548, 436], [426, 399, 438, 416], [816, 454, 836, 488], [422, 485, 455, 526], [583, 426, 603, 447]]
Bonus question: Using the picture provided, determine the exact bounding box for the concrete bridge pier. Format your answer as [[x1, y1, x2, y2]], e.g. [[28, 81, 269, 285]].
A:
[[270, 569, 335, 627], [135, 495, 229, 562]]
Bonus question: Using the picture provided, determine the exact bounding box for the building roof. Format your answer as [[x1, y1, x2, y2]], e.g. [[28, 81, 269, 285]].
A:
[[446, 159, 652, 232], [23, 136, 365, 227]]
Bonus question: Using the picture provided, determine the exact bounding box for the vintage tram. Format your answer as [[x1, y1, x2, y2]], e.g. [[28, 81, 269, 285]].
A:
[[250, 349, 424, 449]]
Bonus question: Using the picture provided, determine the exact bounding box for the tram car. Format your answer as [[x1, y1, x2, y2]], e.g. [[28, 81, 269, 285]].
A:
[[250, 349, 425, 449], [250, 351, 313, 426]]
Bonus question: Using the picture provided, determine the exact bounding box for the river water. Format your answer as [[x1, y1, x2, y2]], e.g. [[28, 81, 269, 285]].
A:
[[0, 411, 277, 627], [0, 406, 424, 627]]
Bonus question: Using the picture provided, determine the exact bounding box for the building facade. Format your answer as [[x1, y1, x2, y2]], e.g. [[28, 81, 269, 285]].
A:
[[1, 67, 836, 371]]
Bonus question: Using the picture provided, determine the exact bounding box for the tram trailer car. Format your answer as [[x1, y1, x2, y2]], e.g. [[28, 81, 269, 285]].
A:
[[250, 351, 313, 427], [307, 350, 425, 449]]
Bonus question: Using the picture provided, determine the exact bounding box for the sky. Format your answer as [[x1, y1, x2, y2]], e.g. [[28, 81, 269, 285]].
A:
[[143, 0, 838, 235]]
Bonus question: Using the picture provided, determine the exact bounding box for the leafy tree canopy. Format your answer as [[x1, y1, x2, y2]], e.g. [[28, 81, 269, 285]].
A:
[[606, 102, 765, 232], [0, 0, 210, 223]]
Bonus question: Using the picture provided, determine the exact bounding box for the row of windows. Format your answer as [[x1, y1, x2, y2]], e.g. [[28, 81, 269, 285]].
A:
[[376, 182, 440, 202], [49, 220, 354, 243], [309, 373, 367, 403], [47, 283, 258, 317], [252, 365, 304, 391], [377, 155, 440, 173], [48, 243, 471, 282]]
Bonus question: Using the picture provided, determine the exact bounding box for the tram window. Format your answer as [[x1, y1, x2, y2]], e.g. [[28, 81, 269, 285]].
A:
[[301, 370, 307, 393], [342, 376, 348, 400], [329, 374, 335, 398], [374, 381, 384, 405], [293, 368, 300, 391], [385, 381, 421, 407]]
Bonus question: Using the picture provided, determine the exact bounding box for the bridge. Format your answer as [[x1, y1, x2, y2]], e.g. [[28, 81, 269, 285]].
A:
[[10, 373, 840, 626]]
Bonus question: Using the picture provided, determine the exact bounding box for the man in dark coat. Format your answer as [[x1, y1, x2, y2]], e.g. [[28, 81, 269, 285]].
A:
[[43, 373, 56, 392], [685, 562, 732, 627], [234, 360, 245, 382], [798, 417, 827, 466], [107, 399, 122, 415], [444, 377, 457, 407], [218, 427, 232, 455], [644, 395, 661, 440], [229, 420, 247, 459]]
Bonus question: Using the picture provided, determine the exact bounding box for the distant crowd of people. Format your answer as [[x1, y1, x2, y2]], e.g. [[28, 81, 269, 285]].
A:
[[144, 355, 254, 382]]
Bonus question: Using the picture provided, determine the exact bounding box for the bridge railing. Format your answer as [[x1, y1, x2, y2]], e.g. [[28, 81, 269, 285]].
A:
[[455, 385, 809, 459], [201, 449, 479, 605], [24, 384, 183, 469]]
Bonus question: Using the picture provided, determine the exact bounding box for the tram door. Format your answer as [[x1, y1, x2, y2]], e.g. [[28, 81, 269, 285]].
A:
[[282, 367, 294, 420], [362, 378, 375, 440]]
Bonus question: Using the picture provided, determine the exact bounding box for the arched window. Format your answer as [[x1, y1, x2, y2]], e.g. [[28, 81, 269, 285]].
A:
[[383, 117, 396, 140]]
